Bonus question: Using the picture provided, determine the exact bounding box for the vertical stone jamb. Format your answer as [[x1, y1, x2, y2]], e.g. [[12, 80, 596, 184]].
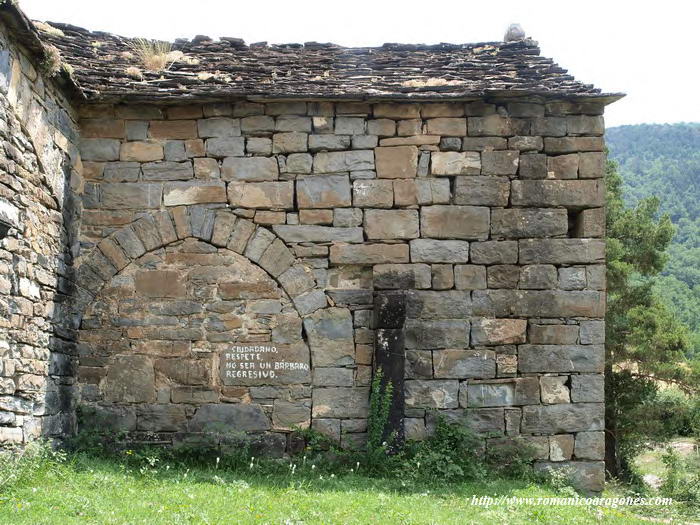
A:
[[373, 290, 406, 443]]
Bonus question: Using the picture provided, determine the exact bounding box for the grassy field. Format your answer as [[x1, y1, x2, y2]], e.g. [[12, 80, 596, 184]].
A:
[[0, 450, 691, 525]]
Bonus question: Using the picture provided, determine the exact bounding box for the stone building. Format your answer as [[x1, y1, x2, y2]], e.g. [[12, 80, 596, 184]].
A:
[[0, 2, 622, 490]]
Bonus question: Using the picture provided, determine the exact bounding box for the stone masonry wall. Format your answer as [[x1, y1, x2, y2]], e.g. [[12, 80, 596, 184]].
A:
[[76, 98, 607, 490], [0, 26, 82, 444]]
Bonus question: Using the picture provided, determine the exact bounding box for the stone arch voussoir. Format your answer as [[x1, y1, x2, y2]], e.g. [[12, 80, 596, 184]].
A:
[[73, 206, 329, 323]]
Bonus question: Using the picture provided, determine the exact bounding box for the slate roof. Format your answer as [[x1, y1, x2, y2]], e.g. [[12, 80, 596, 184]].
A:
[[0, 2, 623, 104]]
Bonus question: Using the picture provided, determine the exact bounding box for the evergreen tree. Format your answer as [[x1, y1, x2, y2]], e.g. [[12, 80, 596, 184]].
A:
[[604, 158, 699, 478]]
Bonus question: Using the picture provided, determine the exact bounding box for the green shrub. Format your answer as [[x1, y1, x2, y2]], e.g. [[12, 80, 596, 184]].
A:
[[0, 440, 65, 492], [659, 448, 700, 507]]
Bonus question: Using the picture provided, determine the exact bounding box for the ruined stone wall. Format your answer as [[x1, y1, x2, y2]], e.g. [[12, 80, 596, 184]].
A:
[[76, 98, 607, 489], [0, 26, 82, 444]]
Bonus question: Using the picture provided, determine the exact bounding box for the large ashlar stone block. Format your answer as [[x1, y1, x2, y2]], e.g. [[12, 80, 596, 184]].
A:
[[101, 183, 162, 209], [272, 400, 311, 430], [491, 208, 568, 238], [272, 132, 308, 153], [481, 150, 519, 175], [364, 209, 419, 240], [410, 239, 469, 263], [472, 290, 605, 318], [454, 176, 509, 206], [119, 141, 164, 162], [529, 324, 579, 345], [540, 376, 571, 404], [312, 388, 370, 418], [544, 137, 604, 153], [519, 265, 558, 290], [374, 103, 421, 119], [471, 318, 527, 345], [522, 403, 604, 434], [273, 225, 363, 243], [164, 181, 227, 206], [454, 265, 487, 290], [421, 103, 464, 118], [511, 180, 604, 208], [470, 241, 518, 264], [205, 137, 245, 157], [570, 374, 604, 403], [405, 320, 470, 349], [149, 120, 197, 139], [420, 205, 489, 240], [103, 355, 155, 403], [197, 117, 240, 137], [431, 151, 480, 175], [136, 405, 188, 432], [405, 290, 470, 320], [375, 146, 419, 178], [405, 380, 459, 409], [189, 404, 269, 432], [314, 150, 374, 172], [574, 208, 605, 238], [426, 118, 467, 136], [141, 161, 193, 181], [547, 154, 579, 179], [519, 239, 605, 264], [303, 308, 355, 366], [373, 264, 432, 290], [519, 345, 604, 373], [353, 179, 394, 208], [297, 175, 351, 208], [467, 115, 514, 137], [81, 138, 121, 161], [228, 181, 294, 209], [433, 349, 495, 379], [578, 152, 605, 179], [575, 432, 605, 460], [221, 157, 278, 181], [393, 179, 450, 206], [330, 243, 409, 265]]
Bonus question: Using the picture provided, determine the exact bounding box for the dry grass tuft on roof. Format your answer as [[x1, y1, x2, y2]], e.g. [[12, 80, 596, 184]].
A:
[[124, 66, 143, 80], [127, 38, 178, 72], [40, 43, 62, 77], [34, 21, 64, 37]]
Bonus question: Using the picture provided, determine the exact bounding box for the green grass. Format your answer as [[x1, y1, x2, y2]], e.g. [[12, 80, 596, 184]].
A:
[[0, 452, 684, 525]]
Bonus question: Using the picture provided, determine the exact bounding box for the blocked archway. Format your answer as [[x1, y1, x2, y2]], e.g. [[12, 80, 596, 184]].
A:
[[73, 207, 363, 452]]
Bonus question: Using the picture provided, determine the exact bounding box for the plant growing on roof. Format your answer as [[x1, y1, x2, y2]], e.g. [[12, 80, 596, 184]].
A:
[[127, 38, 178, 72]]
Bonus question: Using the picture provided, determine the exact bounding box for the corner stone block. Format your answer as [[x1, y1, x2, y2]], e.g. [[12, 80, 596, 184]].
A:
[[472, 289, 605, 318], [544, 137, 604, 153], [518, 345, 604, 373], [519, 239, 605, 264], [420, 205, 489, 240], [163, 181, 227, 206], [297, 175, 351, 208], [405, 380, 459, 409], [364, 209, 419, 240], [433, 349, 495, 379], [574, 208, 605, 238], [430, 151, 480, 175], [570, 374, 604, 403], [574, 432, 605, 460], [491, 208, 568, 239], [410, 239, 469, 263], [228, 181, 294, 209], [511, 180, 604, 208], [578, 152, 605, 178], [471, 318, 526, 345], [522, 403, 604, 434], [330, 243, 409, 265], [375, 146, 418, 178]]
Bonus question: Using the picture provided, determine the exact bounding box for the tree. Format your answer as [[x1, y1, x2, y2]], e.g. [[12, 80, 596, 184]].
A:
[[604, 157, 698, 478]]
